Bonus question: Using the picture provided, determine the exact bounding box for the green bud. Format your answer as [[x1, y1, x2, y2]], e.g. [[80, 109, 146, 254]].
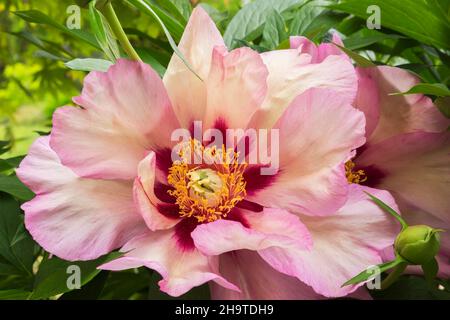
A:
[[394, 225, 443, 265]]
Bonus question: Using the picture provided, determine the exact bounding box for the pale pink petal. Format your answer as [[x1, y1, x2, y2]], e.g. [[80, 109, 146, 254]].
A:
[[290, 34, 347, 63], [134, 152, 181, 231], [191, 207, 312, 255], [163, 7, 225, 128], [204, 46, 268, 129], [99, 231, 238, 297], [16, 137, 146, 261], [355, 66, 449, 144], [258, 185, 399, 297], [357, 132, 450, 224], [248, 88, 366, 216], [251, 53, 357, 129], [210, 251, 322, 300], [354, 68, 380, 138], [51, 59, 178, 180]]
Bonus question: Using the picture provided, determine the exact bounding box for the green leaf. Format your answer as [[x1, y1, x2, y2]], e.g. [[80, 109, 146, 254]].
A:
[[0, 195, 35, 276], [0, 156, 23, 173], [333, 44, 376, 67], [435, 97, 450, 118], [30, 252, 120, 299], [0, 289, 32, 300], [343, 29, 404, 50], [330, 0, 450, 50], [422, 258, 439, 284], [0, 141, 11, 155], [0, 175, 34, 201], [127, 0, 201, 80], [13, 10, 100, 49], [290, 1, 326, 36], [224, 0, 308, 48], [128, 0, 184, 42], [391, 83, 450, 97], [99, 269, 151, 299], [364, 191, 408, 230], [59, 271, 110, 300], [155, 0, 191, 25], [261, 9, 288, 50], [342, 258, 404, 287], [89, 1, 121, 61], [171, 0, 192, 22], [65, 58, 113, 72], [290, 1, 346, 41], [135, 47, 167, 76], [370, 275, 450, 300]]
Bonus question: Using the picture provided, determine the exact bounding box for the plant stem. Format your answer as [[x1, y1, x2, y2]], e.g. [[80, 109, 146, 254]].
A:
[[100, 1, 141, 61], [380, 262, 408, 290]]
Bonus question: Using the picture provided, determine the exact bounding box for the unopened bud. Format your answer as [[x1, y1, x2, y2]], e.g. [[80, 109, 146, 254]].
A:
[[394, 225, 442, 265]]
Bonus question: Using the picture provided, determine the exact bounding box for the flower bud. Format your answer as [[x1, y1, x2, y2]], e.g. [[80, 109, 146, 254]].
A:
[[394, 225, 442, 265]]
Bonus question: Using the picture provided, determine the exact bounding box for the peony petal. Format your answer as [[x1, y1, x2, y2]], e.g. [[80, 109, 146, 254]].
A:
[[258, 185, 400, 297], [191, 207, 312, 256], [204, 46, 268, 129], [51, 59, 178, 180], [356, 132, 450, 224], [210, 251, 322, 299], [355, 66, 449, 144], [248, 88, 366, 216], [289, 34, 347, 63], [99, 230, 239, 297], [354, 68, 380, 138], [249, 51, 357, 129], [133, 152, 181, 231], [16, 137, 146, 261], [163, 7, 225, 128]]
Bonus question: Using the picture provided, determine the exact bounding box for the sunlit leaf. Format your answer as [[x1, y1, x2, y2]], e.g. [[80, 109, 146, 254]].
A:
[[65, 58, 113, 72]]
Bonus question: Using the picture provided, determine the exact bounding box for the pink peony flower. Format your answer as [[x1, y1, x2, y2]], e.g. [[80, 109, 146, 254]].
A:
[[290, 35, 450, 277], [17, 8, 400, 299]]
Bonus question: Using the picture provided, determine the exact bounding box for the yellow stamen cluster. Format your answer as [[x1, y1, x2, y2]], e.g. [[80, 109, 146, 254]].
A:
[[345, 160, 367, 184], [167, 139, 247, 223]]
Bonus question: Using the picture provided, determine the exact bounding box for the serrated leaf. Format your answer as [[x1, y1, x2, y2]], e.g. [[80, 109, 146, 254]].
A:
[[65, 58, 113, 72], [224, 0, 308, 48]]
